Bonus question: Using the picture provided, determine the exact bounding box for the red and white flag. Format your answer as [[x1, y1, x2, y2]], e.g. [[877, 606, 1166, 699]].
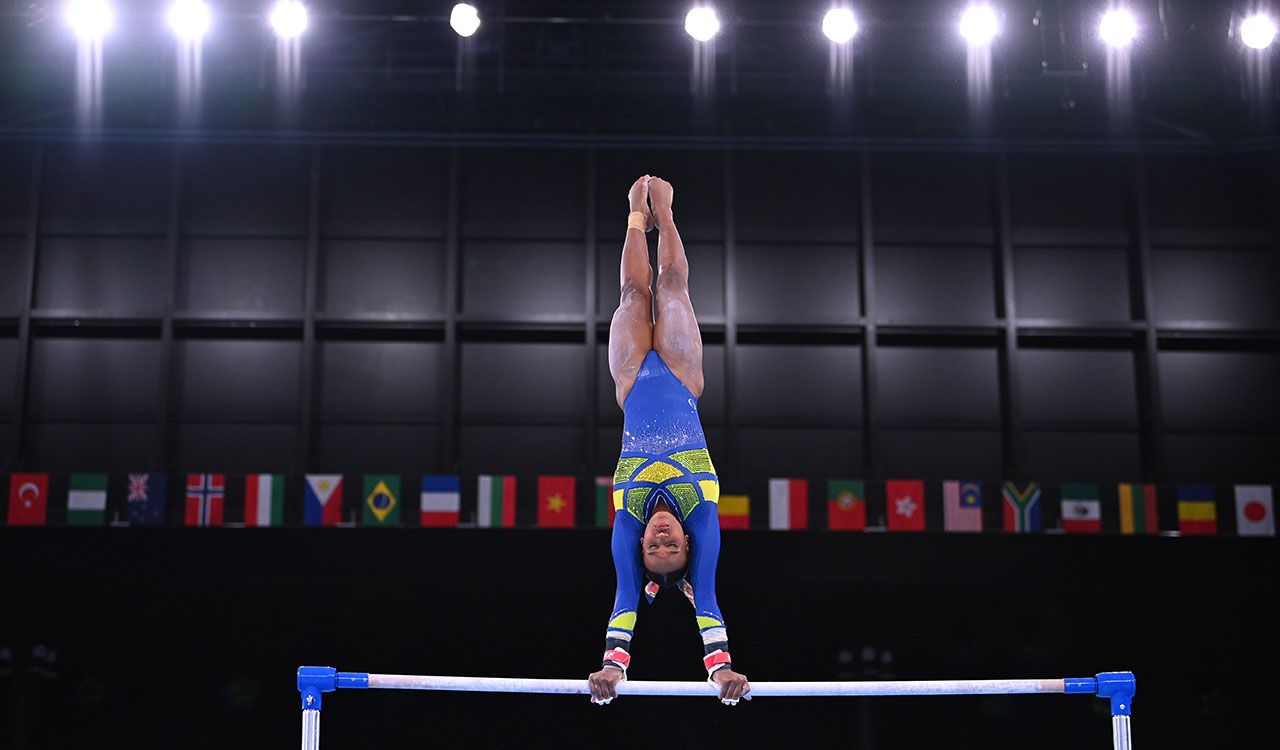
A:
[[768, 478, 808, 530], [886, 480, 925, 532], [185, 474, 225, 527], [7, 473, 49, 526], [1234, 485, 1274, 537], [943, 480, 983, 532], [1061, 500, 1102, 533], [1060, 483, 1102, 534]]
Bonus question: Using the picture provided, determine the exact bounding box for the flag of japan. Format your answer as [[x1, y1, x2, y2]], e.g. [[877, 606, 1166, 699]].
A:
[[886, 480, 925, 532], [1234, 485, 1274, 537], [768, 478, 808, 530]]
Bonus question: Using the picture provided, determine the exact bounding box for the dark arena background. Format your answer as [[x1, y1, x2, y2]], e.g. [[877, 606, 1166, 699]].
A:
[[1, 1, 1277, 748]]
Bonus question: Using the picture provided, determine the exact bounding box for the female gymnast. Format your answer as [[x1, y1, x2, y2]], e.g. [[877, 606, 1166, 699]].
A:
[[587, 175, 751, 706]]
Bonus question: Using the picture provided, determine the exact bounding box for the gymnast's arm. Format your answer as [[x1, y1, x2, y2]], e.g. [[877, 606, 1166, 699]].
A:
[[687, 502, 751, 703], [587, 513, 644, 704]]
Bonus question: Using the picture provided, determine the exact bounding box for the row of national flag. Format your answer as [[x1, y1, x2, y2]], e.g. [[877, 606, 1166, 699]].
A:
[[3, 472, 1275, 536], [759, 479, 1274, 536], [3, 473, 575, 528]]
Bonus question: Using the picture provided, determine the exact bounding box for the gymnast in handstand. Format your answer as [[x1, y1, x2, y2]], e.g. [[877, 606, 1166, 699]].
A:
[[587, 176, 750, 706]]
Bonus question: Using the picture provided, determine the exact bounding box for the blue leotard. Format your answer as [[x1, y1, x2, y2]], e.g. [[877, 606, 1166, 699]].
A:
[[601, 350, 731, 676]]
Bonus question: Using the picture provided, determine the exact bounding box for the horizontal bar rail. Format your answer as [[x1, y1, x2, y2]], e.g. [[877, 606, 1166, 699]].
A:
[[297, 666, 1135, 749], [365, 673, 1069, 696]]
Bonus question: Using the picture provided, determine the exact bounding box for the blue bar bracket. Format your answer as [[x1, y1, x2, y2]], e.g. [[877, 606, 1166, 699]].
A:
[[298, 666, 370, 710], [298, 666, 337, 710], [1095, 671, 1136, 716]]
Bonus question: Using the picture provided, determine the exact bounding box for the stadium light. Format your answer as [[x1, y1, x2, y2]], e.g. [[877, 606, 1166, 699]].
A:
[[959, 5, 998, 46], [1099, 8, 1138, 48], [685, 6, 721, 42], [270, 0, 308, 40], [168, 0, 211, 41], [822, 8, 859, 44], [450, 4, 480, 37], [64, 0, 115, 40], [1240, 13, 1277, 50]]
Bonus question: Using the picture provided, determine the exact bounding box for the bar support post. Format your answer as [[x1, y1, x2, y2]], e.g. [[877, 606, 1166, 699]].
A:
[[300, 709, 320, 750], [297, 667, 337, 750], [1096, 671, 1136, 750]]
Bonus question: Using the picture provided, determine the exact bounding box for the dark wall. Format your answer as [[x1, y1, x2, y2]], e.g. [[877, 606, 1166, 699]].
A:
[[1, 141, 1276, 484], [0, 140, 1276, 749], [1, 529, 1276, 749]]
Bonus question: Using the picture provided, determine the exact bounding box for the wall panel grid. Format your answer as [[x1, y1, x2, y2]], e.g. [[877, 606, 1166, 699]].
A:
[[2, 142, 1276, 485]]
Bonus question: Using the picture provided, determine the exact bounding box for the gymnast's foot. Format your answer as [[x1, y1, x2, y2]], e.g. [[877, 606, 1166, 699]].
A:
[[647, 176, 674, 229], [628, 175, 655, 232]]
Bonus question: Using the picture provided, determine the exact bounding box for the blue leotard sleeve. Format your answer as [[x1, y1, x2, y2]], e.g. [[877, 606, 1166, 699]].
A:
[[601, 512, 644, 671], [685, 502, 731, 672]]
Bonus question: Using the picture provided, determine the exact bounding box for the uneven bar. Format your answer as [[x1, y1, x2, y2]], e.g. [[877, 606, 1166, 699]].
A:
[[365, 673, 1068, 697], [298, 667, 1134, 750]]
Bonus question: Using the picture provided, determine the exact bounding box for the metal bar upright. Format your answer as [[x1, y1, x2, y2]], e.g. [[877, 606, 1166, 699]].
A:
[[1096, 670, 1136, 749], [1112, 715, 1132, 750], [300, 709, 320, 750]]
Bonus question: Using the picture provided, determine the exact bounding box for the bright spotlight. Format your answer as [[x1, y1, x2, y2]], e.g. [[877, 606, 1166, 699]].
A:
[[685, 6, 721, 42], [64, 0, 115, 40], [1240, 13, 1277, 50], [269, 0, 308, 40], [168, 0, 211, 40], [822, 8, 859, 44], [1099, 8, 1138, 48], [959, 5, 998, 46], [450, 4, 481, 37]]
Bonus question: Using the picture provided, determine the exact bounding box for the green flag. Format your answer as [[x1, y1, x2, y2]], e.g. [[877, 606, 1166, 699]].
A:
[[362, 475, 401, 527], [595, 476, 616, 527], [67, 474, 108, 525]]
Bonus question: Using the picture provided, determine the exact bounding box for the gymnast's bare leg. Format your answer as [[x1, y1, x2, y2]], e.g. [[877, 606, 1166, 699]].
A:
[[608, 175, 656, 407], [648, 177, 705, 399]]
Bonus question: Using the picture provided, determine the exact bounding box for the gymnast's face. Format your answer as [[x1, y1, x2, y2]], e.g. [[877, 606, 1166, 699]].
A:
[[642, 510, 689, 575]]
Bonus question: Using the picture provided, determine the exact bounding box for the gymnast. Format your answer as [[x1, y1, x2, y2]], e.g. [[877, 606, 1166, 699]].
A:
[[587, 175, 751, 706]]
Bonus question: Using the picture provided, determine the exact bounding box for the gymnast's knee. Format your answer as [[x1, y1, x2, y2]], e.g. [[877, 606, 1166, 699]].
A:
[[619, 281, 653, 308], [655, 264, 689, 296]]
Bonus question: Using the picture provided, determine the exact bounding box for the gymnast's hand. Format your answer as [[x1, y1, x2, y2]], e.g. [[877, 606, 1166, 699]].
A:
[[711, 669, 751, 705], [588, 666, 625, 705], [627, 175, 655, 232]]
